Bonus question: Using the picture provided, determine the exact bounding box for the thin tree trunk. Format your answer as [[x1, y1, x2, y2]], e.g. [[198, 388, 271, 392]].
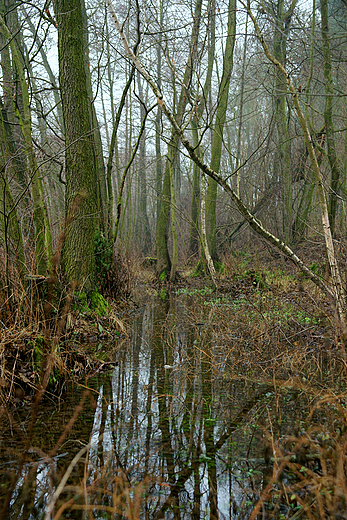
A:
[[321, 0, 341, 235], [0, 14, 53, 276], [136, 73, 151, 254], [273, 0, 295, 242], [235, 13, 248, 197], [205, 0, 236, 262], [113, 105, 154, 245], [154, 0, 203, 280], [201, 172, 216, 287], [169, 162, 178, 281], [189, 0, 216, 257]]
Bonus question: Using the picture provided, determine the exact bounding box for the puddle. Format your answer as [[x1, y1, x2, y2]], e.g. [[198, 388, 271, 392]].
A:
[[0, 291, 332, 518]]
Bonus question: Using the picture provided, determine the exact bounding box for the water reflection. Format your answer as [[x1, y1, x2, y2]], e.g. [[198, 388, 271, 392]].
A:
[[1, 291, 282, 519]]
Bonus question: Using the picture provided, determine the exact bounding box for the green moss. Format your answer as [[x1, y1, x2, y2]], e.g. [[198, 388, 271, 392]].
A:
[[75, 291, 89, 313], [90, 291, 109, 316], [74, 290, 109, 316]]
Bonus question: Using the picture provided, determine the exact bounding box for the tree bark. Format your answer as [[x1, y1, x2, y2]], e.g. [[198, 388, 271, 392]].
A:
[[54, 0, 99, 289], [205, 0, 236, 262], [154, 0, 203, 279], [0, 12, 53, 276], [321, 0, 341, 236]]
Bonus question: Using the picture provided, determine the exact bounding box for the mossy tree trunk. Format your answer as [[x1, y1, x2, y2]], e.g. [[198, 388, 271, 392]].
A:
[[81, 0, 108, 236], [205, 0, 236, 262], [155, 0, 203, 280], [0, 11, 53, 276], [54, 0, 99, 289], [321, 0, 341, 236], [155, 1, 163, 227], [189, 0, 216, 257], [0, 100, 25, 283]]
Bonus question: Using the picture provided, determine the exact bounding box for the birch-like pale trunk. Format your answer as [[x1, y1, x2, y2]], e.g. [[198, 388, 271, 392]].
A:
[[201, 172, 217, 288]]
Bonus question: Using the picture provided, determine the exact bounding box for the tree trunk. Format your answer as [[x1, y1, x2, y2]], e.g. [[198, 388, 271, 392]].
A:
[[189, 0, 216, 256], [321, 0, 341, 235], [135, 73, 151, 254], [155, 0, 203, 280], [273, 0, 295, 243], [205, 0, 236, 262], [0, 100, 25, 283], [54, 0, 99, 289], [0, 12, 53, 276]]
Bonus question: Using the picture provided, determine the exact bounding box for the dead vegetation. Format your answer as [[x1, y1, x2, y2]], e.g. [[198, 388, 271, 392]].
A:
[[1, 243, 347, 518]]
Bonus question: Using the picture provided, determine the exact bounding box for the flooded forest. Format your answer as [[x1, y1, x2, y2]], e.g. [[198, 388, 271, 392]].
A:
[[1, 0, 347, 518]]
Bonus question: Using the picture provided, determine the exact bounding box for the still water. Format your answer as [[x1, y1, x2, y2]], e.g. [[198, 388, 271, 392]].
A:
[[0, 290, 310, 519]]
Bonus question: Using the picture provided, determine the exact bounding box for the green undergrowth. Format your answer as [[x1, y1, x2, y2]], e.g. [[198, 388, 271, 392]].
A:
[[175, 261, 323, 328], [203, 293, 321, 326]]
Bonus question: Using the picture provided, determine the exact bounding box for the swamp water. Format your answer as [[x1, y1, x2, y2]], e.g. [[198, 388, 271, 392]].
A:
[[0, 290, 331, 519]]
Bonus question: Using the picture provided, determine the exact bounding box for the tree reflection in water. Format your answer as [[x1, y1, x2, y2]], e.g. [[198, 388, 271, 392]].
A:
[[0, 291, 291, 519]]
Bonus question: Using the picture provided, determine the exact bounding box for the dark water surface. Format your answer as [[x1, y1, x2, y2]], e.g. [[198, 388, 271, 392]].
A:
[[0, 290, 316, 519]]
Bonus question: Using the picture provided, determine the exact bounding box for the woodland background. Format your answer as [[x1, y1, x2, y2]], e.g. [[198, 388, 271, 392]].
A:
[[0, 0, 347, 312]]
